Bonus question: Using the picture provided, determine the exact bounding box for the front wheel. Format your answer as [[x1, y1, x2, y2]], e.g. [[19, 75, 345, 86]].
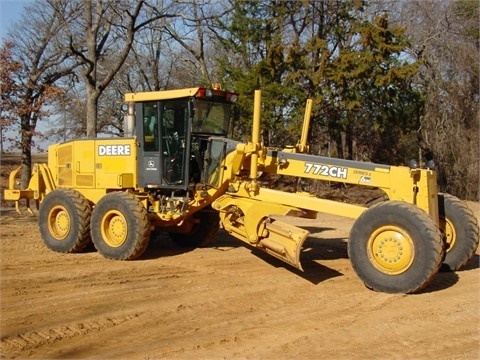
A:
[[169, 208, 220, 248], [38, 189, 92, 253], [91, 192, 151, 260], [438, 193, 479, 270], [348, 201, 444, 294]]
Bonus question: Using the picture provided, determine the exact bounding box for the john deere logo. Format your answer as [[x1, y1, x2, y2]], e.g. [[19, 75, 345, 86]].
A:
[[146, 159, 157, 171]]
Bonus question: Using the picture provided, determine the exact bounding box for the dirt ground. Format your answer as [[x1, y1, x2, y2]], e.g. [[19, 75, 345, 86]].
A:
[[0, 197, 479, 359], [1, 154, 479, 359]]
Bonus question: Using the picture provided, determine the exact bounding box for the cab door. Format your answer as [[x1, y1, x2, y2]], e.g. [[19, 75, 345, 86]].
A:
[[159, 100, 190, 189], [137, 100, 191, 190], [137, 101, 161, 187]]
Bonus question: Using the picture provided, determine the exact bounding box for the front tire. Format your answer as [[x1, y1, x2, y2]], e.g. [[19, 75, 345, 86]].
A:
[[39, 189, 92, 253], [438, 193, 479, 270], [169, 208, 220, 248], [348, 201, 444, 294], [91, 192, 150, 260]]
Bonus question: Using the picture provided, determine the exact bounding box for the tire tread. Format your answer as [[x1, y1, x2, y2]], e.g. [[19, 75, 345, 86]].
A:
[[39, 189, 92, 253], [440, 193, 479, 270], [91, 192, 150, 260], [349, 201, 444, 294]]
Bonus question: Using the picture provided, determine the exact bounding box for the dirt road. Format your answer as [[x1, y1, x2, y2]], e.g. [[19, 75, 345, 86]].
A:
[[1, 203, 479, 359]]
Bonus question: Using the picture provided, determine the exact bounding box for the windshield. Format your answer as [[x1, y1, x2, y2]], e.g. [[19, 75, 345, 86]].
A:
[[192, 100, 232, 135]]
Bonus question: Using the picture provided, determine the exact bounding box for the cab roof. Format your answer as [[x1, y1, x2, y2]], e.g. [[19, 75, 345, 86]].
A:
[[124, 88, 200, 102]]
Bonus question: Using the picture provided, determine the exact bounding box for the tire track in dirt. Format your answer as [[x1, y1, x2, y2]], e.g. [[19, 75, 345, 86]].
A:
[[0, 312, 142, 358]]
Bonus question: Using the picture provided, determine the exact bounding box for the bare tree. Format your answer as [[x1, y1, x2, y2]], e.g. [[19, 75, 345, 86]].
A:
[[0, 1, 78, 188], [0, 42, 21, 154], [44, 0, 231, 142], [390, 0, 479, 200], [124, 4, 177, 92], [48, 0, 183, 138], [157, 0, 234, 86]]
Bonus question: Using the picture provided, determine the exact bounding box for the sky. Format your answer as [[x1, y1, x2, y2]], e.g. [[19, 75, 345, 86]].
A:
[[0, 0, 31, 40]]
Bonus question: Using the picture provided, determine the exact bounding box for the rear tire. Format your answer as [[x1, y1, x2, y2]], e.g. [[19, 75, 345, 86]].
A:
[[438, 193, 479, 270], [348, 201, 444, 294], [169, 208, 220, 248], [91, 192, 150, 260], [39, 189, 92, 253]]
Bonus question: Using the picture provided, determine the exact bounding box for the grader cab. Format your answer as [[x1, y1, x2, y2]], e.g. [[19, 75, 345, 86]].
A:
[[4, 86, 479, 294]]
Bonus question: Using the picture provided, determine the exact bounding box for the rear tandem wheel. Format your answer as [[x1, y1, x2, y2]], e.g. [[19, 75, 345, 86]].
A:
[[38, 189, 92, 253], [348, 201, 445, 294], [91, 192, 151, 260], [438, 193, 479, 270]]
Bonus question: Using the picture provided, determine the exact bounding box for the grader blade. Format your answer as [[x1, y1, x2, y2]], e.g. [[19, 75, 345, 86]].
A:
[[257, 218, 309, 270]]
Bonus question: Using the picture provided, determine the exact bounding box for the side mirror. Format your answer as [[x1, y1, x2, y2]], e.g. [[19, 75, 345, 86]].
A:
[[229, 105, 240, 138], [233, 105, 240, 122], [189, 99, 196, 119]]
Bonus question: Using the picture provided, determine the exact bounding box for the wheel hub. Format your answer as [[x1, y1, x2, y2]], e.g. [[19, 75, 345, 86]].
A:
[[48, 206, 70, 240], [102, 210, 127, 247], [368, 228, 415, 275], [440, 217, 456, 252]]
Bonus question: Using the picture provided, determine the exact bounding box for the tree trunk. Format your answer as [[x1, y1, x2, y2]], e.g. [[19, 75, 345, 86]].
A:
[[20, 116, 32, 189], [86, 84, 99, 138], [1, 125, 4, 154], [334, 132, 344, 159], [345, 123, 353, 160]]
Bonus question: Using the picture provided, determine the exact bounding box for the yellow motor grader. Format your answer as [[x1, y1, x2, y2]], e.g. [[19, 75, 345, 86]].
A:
[[4, 87, 479, 294]]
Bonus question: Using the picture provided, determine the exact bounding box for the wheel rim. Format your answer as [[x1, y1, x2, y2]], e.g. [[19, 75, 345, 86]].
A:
[[48, 205, 71, 240], [367, 226, 415, 275], [440, 217, 456, 253], [101, 209, 127, 247]]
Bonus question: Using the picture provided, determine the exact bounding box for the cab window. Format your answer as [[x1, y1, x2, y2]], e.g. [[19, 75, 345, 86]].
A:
[[192, 100, 231, 135], [143, 102, 158, 151]]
